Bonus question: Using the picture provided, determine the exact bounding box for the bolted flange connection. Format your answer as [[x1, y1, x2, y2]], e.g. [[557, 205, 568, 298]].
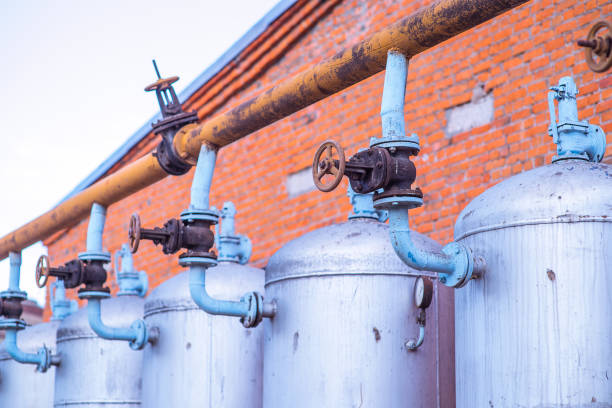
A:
[[240, 292, 265, 328]]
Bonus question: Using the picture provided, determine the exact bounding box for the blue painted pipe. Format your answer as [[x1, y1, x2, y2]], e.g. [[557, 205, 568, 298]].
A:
[[380, 49, 407, 140], [186, 145, 275, 327], [189, 265, 248, 317], [87, 203, 106, 252], [3, 329, 58, 372], [388, 208, 455, 274], [86, 298, 149, 350], [80, 204, 150, 350], [190, 144, 217, 211], [8, 252, 21, 292]]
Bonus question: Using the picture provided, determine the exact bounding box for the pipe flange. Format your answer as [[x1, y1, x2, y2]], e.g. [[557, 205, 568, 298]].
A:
[[369, 134, 421, 153], [373, 195, 423, 210], [128, 319, 148, 350], [180, 209, 219, 223], [78, 290, 111, 300], [178, 255, 218, 268], [240, 292, 264, 328], [78, 250, 111, 263], [0, 290, 27, 301], [35, 346, 53, 373], [0, 318, 27, 331], [438, 242, 473, 288]]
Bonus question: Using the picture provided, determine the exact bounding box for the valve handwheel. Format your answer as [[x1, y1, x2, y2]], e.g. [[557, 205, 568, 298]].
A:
[[129, 214, 142, 254], [312, 141, 346, 192], [578, 20, 612, 73], [36, 255, 50, 288]]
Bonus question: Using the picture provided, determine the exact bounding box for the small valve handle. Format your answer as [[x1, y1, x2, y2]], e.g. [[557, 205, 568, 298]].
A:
[[578, 20, 612, 73], [128, 214, 142, 254], [312, 141, 346, 192], [36, 255, 50, 288]]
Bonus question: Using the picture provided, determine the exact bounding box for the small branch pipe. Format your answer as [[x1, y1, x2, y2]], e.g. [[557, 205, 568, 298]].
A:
[[187, 146, 275, 327], [80, 204, 152, 350], [0, 0, 529, 262], [1, 252, 59, 372]]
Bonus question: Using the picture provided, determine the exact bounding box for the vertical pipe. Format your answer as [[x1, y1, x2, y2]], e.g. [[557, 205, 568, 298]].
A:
[[87, 203, 107, 253], [380, 49, 407, 139], [8, 252, 21, 292], [190, 145, 217, 211]]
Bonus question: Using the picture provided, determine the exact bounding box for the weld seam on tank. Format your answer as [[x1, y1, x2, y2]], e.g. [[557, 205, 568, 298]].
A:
[[80, 203, 153, 350], [187, 144, 275, 328], [264, 270, 438, 286], [454, 216, 612, 241]]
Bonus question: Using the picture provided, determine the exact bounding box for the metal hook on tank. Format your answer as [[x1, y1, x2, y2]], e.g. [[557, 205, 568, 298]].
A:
[[405, 276, 433, 351]]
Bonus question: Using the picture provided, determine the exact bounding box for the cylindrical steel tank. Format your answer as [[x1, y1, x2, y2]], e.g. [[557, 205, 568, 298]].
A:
[[454, 159, 612, 406], [54, 295, 145, 407], [263, 196, 454, 407], [0, 320, 59, 407], [141, 203, 264, 407]]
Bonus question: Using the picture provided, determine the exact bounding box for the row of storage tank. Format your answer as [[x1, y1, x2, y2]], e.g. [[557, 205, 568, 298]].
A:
[[1, 66, 611, 407]]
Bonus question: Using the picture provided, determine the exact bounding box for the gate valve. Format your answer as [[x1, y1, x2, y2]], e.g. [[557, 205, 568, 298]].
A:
[[578, 20, 612, 73], [146, 60, 199, 176], [35, 254, 109, 295], [312, 140, 422, 201], [129, 213, 216, 261]]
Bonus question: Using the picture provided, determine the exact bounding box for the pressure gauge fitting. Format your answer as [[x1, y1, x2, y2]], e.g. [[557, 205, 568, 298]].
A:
[[413, 276, 433, 309]]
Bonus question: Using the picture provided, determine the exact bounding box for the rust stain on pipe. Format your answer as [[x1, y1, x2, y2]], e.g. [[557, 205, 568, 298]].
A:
[[0, 154, 167, 260], [176, 0, 528, 158], [0, 0, 528, 261]]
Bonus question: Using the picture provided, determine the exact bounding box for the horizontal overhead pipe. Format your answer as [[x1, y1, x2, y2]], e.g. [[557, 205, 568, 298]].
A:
[[0, 0, 528, 261]]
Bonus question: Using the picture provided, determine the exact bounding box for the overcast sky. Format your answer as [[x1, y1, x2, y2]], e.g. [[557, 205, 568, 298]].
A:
[[0, 0, 279, 305]]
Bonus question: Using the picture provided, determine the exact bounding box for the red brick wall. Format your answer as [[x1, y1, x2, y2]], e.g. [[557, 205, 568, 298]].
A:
[[43, 0, 612, 320]]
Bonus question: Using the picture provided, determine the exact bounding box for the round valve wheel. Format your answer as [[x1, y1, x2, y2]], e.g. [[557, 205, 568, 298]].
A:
[[144, 76, 180, 92], [312, 141, 346, 192], [36, 255, 50, 288], [581, 20, 612, 73], [128, 214, 142, 254]]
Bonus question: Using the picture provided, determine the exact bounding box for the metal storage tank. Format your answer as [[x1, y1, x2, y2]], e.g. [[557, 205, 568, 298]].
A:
[[0, 281, 75, 407], [454, 77, 611, 406], [263, 187, 454, 408], [54, 278, 146, 407], [141, 202, 264, 407]]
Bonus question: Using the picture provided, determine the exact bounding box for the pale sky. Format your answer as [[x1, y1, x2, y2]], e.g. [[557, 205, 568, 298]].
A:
[[0, 0, 280, 305]]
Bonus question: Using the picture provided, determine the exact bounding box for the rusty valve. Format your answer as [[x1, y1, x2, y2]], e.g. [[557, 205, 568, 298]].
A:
[[312, 141, 346, 192], [578, 20, 612, 73], [312, 140, 421, 200], [128, 213, 216, 259], [34, 255, 97, 291]]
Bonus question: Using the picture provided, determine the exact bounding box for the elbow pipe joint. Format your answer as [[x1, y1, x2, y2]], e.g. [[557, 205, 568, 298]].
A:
[[2, 328, 59, 372], [82, 295, 153, 350], [388, 207, 484, 288], [188, 264, 275, 328]]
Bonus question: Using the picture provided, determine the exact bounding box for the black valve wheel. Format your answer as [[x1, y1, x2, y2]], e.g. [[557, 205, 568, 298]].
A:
[[580, 20, 612, 73], [312, 141, 346, 192], [36, 255, 50, 288], [129, 214, 142, 254]]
